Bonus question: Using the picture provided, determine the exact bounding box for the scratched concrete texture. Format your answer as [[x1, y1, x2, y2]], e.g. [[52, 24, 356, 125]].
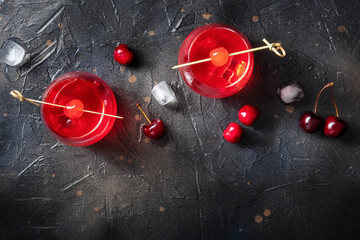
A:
[[0, 0, 360, 239]]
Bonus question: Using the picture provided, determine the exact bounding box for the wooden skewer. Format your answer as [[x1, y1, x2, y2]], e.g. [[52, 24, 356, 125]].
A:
[[10, 90, 123, 119], [171, 38, 286, 69]]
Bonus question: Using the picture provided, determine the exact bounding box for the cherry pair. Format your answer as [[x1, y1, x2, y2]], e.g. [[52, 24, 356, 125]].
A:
[[299, 83, 348, 138], [223, 105, 259, 143]]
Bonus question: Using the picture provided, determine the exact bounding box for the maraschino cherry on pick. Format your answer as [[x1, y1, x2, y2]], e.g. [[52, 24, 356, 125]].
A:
[[10, 90, 124, 120], [64, 99, 84, 119], [137, 104, 166, 140], [210, 47, 229, 67], [171, 39, 286, 69]]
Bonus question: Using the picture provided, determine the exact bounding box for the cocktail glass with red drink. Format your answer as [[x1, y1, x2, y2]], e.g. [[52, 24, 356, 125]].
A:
[[178, 23, 254, 98], [41, 71, 117, 146]]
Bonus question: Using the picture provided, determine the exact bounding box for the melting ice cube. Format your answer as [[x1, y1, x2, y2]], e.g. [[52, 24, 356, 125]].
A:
[[0, 40, 26, 66], [151, 81, 179, 109]]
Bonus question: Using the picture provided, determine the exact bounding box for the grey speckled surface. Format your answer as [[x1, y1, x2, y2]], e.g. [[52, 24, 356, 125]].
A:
[[0, 0, 360, 239]]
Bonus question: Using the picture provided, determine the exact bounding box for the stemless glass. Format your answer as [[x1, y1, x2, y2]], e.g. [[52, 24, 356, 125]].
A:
[[41, 71, 117, 146], [178, 23, 254, 98]]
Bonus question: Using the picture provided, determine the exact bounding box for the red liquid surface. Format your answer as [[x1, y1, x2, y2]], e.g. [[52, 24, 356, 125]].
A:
[[43, 79, 103, 137], [179, 24, 254, 98], [42, 72, 117, 146]]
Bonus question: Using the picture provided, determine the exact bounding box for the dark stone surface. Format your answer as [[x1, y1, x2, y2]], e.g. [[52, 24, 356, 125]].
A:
[[1, 0, 360, 239]]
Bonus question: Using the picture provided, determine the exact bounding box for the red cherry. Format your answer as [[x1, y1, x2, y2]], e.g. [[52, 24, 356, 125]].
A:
[[64, 99, 84, 119], [137, 104, 166, 140], [238, 105, 259, 126], [143, 119, 166, 140], [324, 115, 348, 138], [299, 111, 324, 133], [210, 47, 229, 67], [223, 123, 243, 143], [114, 44, 134, 65]]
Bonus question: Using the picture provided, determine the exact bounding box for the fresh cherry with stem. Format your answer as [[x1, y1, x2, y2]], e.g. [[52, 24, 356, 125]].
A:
[[299, 111, 324, 133], [299, 83, 332, 133], [299, 82, 348, 137], [323, 83, 348, 138], [137, 104, 166, 140]]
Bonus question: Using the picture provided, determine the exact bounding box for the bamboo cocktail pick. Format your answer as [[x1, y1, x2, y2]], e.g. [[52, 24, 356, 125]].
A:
[[172, 38, 286, 69], [10, 90, 123, 119]]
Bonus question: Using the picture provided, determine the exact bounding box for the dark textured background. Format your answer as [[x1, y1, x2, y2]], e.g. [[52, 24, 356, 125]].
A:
[[1, 0, 360, 239]]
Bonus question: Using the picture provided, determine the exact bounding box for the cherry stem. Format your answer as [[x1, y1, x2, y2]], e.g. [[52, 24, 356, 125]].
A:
[[313, 82, 339, 118], [136, 104, 151, 124], [330, 84, 339, 118]]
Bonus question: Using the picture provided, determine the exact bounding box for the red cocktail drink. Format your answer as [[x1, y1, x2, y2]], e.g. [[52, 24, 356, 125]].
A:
[[178, 24, 254, 98], [41, 71, 117, 146]]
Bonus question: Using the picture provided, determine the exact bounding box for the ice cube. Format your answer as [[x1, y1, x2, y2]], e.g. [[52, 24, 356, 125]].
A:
[[277, 81, 304, 104], [0, 40, 26, 66], [151, 81, 179, 109]]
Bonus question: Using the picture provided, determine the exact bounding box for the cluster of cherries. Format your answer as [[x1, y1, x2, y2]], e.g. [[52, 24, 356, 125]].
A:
[[113, 44, 234, 141], [113, 45, 348, 141], [299, 82, 347, 138], [113, 45, 260, 142], [223, 105, 259, 143]]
